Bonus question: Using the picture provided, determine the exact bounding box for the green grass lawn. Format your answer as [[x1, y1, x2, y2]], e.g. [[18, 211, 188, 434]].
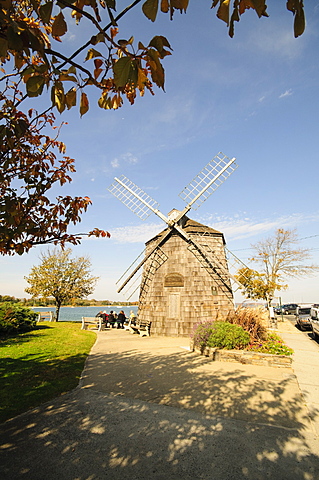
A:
[[0, 322, 96, 423]]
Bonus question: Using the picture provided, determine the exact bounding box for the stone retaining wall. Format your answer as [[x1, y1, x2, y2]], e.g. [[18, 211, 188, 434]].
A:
[[192, 345, 292, 368]]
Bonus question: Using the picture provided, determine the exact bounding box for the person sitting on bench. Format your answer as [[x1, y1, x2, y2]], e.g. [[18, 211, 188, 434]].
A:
[[108, 311, 116, 328], [117, 310, 126, 329]]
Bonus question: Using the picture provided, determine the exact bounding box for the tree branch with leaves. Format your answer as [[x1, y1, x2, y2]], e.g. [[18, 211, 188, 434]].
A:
[[0, 84, 110, 255], [0, 1, 306, 255], [0, 1, 306, 116]]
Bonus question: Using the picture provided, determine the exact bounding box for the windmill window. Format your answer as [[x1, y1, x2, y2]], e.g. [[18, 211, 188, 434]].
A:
[[211, 286, 218, 296], [164, 273, 184, 287]]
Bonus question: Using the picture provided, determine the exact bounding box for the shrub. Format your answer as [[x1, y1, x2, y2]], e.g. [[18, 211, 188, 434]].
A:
[[226, 307, 268, 342], [207, 321, 250, 350], [0, 303, 37, 335], [247, 332, 294, 356], [191, 320, 216, 353]]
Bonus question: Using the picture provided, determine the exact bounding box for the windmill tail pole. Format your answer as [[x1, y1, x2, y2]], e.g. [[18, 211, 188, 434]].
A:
[[117, 257, 147, 293]]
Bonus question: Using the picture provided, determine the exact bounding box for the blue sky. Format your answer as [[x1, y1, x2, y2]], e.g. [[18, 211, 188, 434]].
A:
[[1, 2, 319, 304]]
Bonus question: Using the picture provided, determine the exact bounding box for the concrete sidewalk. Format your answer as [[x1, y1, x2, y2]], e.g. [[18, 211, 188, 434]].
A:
[[1, 322, 319, 479], [277, 319, 319, 436]]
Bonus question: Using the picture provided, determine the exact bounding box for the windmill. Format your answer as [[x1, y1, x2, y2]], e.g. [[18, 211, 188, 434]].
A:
[[108, 152, 246, 337]]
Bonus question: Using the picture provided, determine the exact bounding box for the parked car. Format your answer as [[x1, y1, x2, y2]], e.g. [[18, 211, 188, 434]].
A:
[[295, 304, 312, 331], [310, 305, 319, 340], [274, 303, 299, 315]]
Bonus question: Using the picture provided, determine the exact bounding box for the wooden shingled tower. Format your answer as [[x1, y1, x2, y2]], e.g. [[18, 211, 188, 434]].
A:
[[108, 152, 242, 337]]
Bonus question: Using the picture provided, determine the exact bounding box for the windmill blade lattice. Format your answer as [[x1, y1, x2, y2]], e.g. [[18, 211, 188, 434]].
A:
[[108, 175, 160, 221], [179, 152, 238, 210]]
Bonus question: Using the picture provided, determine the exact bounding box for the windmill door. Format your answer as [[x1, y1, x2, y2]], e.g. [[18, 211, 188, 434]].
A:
[[166, 292, 181, 336]]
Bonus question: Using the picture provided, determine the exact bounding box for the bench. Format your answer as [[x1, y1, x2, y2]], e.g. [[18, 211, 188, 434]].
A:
[[37, 311, 56, 322], [128, 318, 151, 337], [81, 316, 105, 332], [123, 316, 136, 331]]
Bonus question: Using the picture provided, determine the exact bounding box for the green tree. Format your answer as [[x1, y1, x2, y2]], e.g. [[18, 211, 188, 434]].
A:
[[24, 248, 99, 320], [236, 229, 318, 305]]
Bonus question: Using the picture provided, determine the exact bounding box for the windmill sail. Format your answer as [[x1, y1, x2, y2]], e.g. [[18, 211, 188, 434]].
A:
[[108, 175, 168, 223], [178, 152, 238, 211]]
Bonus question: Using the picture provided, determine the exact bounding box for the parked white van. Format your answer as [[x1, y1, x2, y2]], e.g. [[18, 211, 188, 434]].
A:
[[310, 305, 319, 340], [295, 304, 313, 331]]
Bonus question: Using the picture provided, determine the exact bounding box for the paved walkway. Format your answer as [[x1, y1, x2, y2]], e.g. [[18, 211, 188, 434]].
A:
[[277, 319, 319, 436], [1, 321, 319, 479]]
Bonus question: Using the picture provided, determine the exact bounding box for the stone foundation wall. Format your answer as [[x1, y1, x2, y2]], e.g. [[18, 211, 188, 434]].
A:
[[192, 345, 292, 368]]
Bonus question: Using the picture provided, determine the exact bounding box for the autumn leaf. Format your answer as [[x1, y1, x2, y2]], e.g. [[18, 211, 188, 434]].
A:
[[98, 92, 111, 109], [26, 76, 45, 97], [80, 92, 89, 116], [146, 49, 165, 89], [142, 0, 159, 22], [65, 87, 77, 109], [217, 0, 230, 25], [7, 26, 24, 51], [89, 228, 111, 238], [161, 0, 169, 13], [0, 38, 8, 58], [85, 48, 102, 61], [294, 7, 305, 38], [59, 73, 77, 82], [0, 98, 109, 255], [113, 57, 138, 88], [93, 58, 103, 78], [239, 0, 254, 15], [52, 12, 67, 39], [148, 35, 172, 58], [137, 67, 148, 91], [105, 0, 116, 8], [250, 0, 268, 18], [52, 81, 66, 113], [94, 59, 103, 69], [39, 1, 53, 25], [94, 68, 103, 79]]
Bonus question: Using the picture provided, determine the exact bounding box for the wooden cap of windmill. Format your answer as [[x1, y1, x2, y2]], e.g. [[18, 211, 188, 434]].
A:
[[146, 209, 225, 245]]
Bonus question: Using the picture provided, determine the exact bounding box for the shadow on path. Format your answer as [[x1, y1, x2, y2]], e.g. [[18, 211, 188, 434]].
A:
[[1, 332, 319, 480], [81, 347, 308, 429]]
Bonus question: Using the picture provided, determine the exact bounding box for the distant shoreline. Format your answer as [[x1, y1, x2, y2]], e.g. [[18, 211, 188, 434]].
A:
[[31, 304, 137, 308]]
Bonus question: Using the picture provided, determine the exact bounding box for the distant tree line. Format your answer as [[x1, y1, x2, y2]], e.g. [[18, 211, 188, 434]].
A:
[[0, 295, 137, 307], [0, 295, 22, 303]]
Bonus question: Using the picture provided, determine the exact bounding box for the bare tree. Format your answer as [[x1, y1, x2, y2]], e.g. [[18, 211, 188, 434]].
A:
[[236, 229, 318, 304]]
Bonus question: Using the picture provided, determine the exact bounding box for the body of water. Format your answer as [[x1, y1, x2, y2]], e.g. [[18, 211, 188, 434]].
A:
[[32, 305, 138, 322]]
